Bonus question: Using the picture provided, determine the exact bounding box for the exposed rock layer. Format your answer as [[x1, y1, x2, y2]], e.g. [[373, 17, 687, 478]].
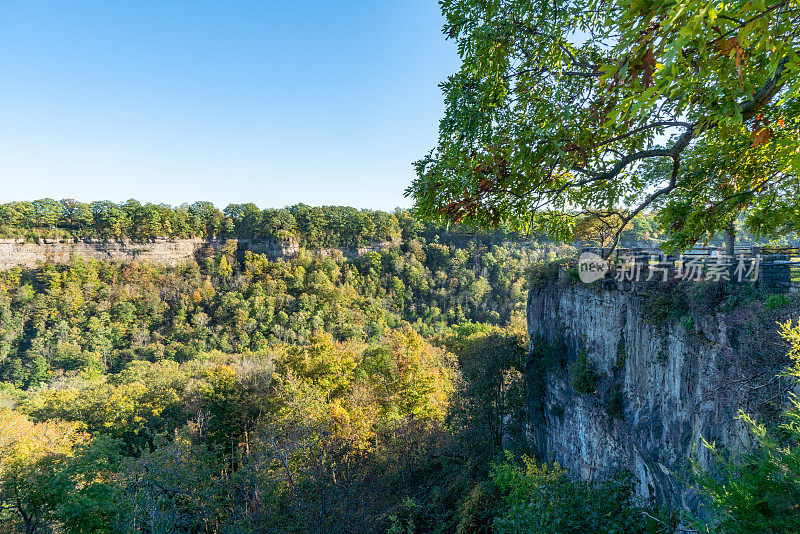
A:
[[526, 278, 791, 512], [0, 238, 396, 269]]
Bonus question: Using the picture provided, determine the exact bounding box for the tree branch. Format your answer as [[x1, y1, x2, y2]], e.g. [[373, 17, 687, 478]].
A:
[[575, 49, 786, 258], [741, 56, 789, 120], [593, 121, 693, 149], [602, 154, 681, 259]]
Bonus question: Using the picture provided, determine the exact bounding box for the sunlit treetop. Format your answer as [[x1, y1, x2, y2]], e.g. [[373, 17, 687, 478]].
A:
[[409, 0, 800, 252]]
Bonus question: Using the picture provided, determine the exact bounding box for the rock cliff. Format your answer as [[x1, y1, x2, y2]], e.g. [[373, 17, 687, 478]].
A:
[[525, 274, 794, 512], [0, 238, 397, 269], [0, 238, 227, 269]]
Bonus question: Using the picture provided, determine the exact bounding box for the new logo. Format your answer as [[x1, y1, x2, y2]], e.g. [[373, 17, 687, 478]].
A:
[[578, 252, 609, 283]]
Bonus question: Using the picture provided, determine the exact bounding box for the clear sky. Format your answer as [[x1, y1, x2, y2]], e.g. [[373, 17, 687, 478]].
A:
[[0, 1, 459, 211]]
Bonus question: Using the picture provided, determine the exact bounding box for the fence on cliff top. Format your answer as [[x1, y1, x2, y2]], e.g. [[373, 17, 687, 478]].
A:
[[580, 245, 800, 292]]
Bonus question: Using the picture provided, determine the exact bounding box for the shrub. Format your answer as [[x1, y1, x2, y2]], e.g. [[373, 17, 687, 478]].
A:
[[765, 293, 791, 311], [571, 350, 598, 394], [679, 315, 695, 332], [642, 283, 687, 326], [491, 453, 671, 533], [685, 281, 730, 314], [528, 259, 575, 290], [552, 333, 569, 367], [691, 320, 800, 533], [565, 265, 581, 284], [691, 403, 800, 533], [615, 338, 627, 369], [455, 482, 498, 534], [605, 385, 624, 420], [530, 334, 557, 369]]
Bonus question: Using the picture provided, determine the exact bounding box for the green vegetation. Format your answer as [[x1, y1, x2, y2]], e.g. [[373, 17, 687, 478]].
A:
[[0, 200, 536, 249], [3, 0, 799, 529], [1, 328, 458, 532], [0, 212, 795, 532], [615, 338, 627, 369], [690, 320, 800, 533], [0, 210, 687, 534], [410, 0, 800, 253], [491, 455, 670, 533], [0, 224, 525, 532], [0, 217, 659, 534], [641, 280, 800, 337], [0, 200, 397, 246], [605, 386, 625, 420], [0, 235, 536, 386], [571, 349, 599, 395]]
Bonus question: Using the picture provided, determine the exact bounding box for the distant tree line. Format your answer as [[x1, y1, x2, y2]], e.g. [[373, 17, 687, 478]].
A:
[[0, 200, 402, 248], [0, 199, 536, 249]]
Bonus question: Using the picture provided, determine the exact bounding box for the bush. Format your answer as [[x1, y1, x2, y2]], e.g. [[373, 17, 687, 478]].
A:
[[605, 385, 624, 420], [491, 453, 671, 533], [615, 338, 627, 369], [565, 265, 581, 284], [571, 350, 598, 394], [765, 293, 792, 311], [642, 283, 688, 326], [679, 315, 695, 332], [685, 281, 730, 314], [690, 320, 800, 533], [455, 482, 498, 534], [691, 403, 800, 533], [528, 259, 574, 290]]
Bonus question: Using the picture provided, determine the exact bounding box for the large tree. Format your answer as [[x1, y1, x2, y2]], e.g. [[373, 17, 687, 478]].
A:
[[409, 0, 800, 253], [0, 410, 86, 534]]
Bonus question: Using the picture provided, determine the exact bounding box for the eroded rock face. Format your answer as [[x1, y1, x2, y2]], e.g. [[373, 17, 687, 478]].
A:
[[0, 238, 398, 268], [526, 280, 791, 512], [0, 238, 225, 269]]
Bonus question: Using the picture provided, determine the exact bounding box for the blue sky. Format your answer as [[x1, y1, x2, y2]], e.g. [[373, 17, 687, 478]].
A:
[[0, 1, 459, 210]]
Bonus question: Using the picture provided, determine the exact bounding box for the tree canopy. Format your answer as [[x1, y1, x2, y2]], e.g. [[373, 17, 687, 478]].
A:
[[409, 0, 800, 252]]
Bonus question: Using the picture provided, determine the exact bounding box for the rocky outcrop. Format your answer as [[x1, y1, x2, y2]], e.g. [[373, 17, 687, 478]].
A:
[[245, 239, 398, 260], [0, 238, 228, 269], [526, 277, 793, 512], [0, 238, 398, 269]]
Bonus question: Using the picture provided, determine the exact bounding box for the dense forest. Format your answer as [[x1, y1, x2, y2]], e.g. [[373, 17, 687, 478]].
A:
[[0, 200, 539, 249], [0, 199, 676, 249], [0, 235, 549, 386]]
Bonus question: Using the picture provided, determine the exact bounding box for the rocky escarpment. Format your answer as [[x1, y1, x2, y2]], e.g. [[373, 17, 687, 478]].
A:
[[0, 238, 397, 269], [0, 238, 230, 269], [525, 275, 795, 512]]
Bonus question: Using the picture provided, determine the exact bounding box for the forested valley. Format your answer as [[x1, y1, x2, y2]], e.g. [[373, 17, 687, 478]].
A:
[[2, 200, 799, 533], [0, 204, 574, 533]]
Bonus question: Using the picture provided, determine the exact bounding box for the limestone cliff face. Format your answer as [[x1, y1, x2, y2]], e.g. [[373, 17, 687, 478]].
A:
[[525, 277, 792, 512], [0, 238, 228, 269], [0, 238, 397, 269]]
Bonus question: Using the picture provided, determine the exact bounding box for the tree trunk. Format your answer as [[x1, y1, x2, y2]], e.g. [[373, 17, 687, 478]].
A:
[[725, 221, 736, 257], [724, 221, 737, 282], [17, 503, 37, 534]]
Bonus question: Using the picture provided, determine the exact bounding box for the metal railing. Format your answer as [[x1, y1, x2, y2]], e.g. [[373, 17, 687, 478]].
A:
[[581, 245, 800, 292]]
